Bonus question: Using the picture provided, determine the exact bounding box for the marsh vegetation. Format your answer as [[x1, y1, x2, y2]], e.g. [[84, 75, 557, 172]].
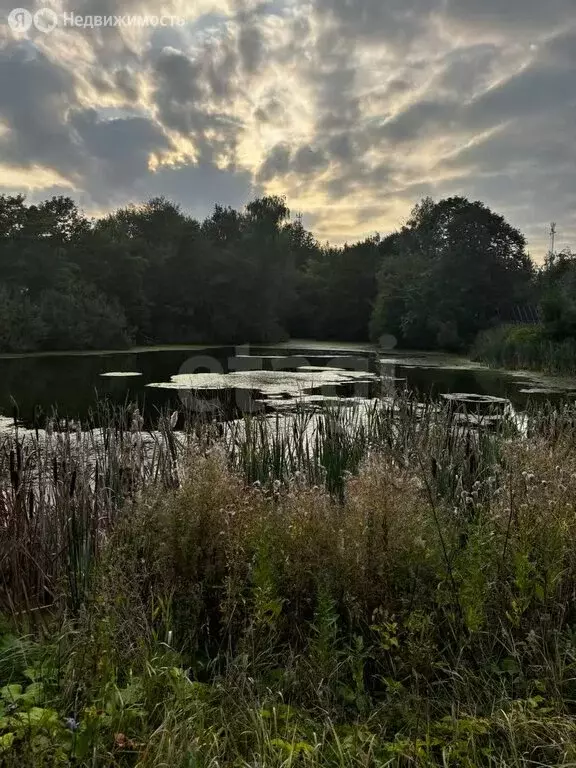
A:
[[2, 396, 576, 766]]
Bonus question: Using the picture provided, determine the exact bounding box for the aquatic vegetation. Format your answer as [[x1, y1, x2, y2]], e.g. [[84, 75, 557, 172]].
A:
[[473, 324, 576, 376], [99, 372, 143, 378], [1, 397, 576, 765]]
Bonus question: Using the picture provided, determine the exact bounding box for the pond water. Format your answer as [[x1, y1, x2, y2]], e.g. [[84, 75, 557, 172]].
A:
[[1, 341, 574, 427]]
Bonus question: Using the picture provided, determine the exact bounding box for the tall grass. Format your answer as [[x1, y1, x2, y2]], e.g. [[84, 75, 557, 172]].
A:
[[0, 402, 182, 614], [2, 396, 576, 765], [472, 324, 576, 375], [0, 395, 544, 614]]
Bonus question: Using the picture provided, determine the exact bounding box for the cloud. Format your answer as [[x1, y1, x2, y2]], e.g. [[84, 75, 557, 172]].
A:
[[69, 108, 171, 195], [444, 0, 576, 35], [313, 0, 441, 46], [257, 142, 291, 181], [238, 21, 264, 72], [132, 160, 256, 219], [292, 144, 328, 175], [0, 0, 575, 256], [0, 42, 83, 178]]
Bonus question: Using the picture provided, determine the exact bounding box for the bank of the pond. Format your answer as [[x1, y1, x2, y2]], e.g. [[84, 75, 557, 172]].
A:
[[3, 399, 576, 765], [472, 325, 576, 377]]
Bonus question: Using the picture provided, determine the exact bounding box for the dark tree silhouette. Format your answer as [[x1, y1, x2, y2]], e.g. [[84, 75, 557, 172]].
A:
[[0, 192, 559, 354]]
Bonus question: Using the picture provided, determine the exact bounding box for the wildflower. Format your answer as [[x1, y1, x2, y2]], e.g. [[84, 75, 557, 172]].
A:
[[65, 717, 79, 731]]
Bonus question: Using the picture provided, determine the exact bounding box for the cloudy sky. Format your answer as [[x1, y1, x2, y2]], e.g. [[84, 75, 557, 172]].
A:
[[1, 0, 575, 259]]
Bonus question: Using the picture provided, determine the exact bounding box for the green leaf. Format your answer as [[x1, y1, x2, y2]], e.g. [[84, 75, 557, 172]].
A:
[[20, 683, 44, 707], [15, 707, 59, 728], [0, 732, 14, 752], [0, 684, 22, 702]]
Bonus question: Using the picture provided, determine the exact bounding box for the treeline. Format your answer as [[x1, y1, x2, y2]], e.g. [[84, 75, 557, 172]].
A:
[[0, 193, 572, 353]]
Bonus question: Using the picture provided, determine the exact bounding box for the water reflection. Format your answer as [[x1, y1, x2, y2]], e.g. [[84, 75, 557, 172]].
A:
[[0, 344, 573, 427]]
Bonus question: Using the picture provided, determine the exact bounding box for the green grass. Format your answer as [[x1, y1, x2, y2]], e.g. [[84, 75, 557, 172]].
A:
[[2, 398, 576, 765], [472, 324, 576, 375]]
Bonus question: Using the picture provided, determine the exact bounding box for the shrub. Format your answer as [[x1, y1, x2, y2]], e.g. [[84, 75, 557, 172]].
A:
[[0, 285, 45, 352], [472, 324, 576, 375], [38, 286, 132, 350]]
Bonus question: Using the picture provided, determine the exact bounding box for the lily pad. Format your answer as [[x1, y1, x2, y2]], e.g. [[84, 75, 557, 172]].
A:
[[147, 368, 378, 398], [99, 371, 142, 378]]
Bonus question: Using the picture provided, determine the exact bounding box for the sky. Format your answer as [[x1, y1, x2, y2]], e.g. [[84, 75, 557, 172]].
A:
[[1, 0, 575, 260]]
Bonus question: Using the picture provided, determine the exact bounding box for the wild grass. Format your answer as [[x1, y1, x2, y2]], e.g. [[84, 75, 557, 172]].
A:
[[2, 396, 576, 765], [0, 401, 182, 614], [472, 324, 576, 375]]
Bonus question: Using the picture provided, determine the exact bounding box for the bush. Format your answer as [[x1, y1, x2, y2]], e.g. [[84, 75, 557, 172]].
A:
[[472, 324, 576, 375], [0, 285, 45, 352], [38, 286, 132, 350]]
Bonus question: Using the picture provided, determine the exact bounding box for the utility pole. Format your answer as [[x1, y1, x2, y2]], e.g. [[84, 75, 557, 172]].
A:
[[550, 222, 557, 257]]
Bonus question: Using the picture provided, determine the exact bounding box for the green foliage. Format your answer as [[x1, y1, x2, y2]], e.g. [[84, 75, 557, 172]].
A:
[[370, 197, 534, 350], [472, 324, 576, 374], [539, 250, 576, 341], [473, 250, 576, 374], [1, 191, 547, 353], [4, 400, 576, 763], [0, 285, 46, 352], [38, 287, 131, 350]]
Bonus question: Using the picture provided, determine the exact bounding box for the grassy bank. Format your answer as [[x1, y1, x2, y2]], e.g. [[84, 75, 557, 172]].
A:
[[2, 399, 576, 765], [472, 325, 576, 376]]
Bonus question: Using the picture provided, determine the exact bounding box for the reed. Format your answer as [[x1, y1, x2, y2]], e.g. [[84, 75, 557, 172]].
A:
[[2, 396, 576, 766], [472, 324, 576, 375]]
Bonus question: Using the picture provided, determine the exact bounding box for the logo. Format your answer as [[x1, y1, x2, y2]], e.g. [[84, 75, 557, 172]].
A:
[[7, 7, 32, 31], [7, 8, 186, 32], [33, 7, 58, 32], [7, 6, 59, 33]]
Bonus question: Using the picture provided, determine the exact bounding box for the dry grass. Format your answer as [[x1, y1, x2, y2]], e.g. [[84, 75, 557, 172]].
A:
[[3, 400, 576, 765]]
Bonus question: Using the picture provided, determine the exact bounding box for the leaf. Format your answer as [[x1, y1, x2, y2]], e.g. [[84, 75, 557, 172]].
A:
[[0, 732, 14, 752], [0, 684, 22, 701], [270, 738, 313, 756], [15, 707, 59, 728], [19, 682, 44, 707]]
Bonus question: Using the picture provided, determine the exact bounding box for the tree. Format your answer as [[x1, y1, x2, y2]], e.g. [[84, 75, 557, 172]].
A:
[[0, 284, 45, 352], [539, 250, 576, 340], [0, 191, 541, 353], [370, 197, 534, 350]]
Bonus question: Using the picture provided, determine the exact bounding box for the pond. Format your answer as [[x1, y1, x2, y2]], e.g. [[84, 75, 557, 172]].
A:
[[1, 341, 575, 427]]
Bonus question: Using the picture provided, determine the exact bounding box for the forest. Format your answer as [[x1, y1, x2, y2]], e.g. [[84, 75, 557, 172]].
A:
[[0, 192, 574, 358]]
